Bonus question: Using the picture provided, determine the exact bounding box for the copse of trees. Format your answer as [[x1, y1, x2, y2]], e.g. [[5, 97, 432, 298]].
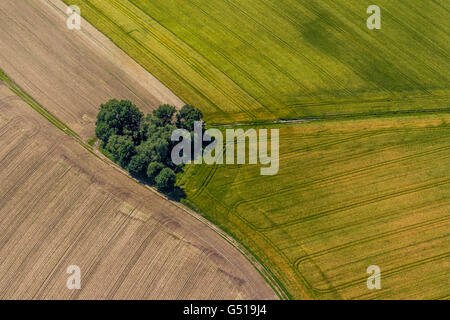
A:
[[95, 99, 202, 194]]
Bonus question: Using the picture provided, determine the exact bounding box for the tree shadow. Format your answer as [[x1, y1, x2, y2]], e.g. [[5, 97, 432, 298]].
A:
[[130, 172, 186, 201], [167, 186, 186, 201]]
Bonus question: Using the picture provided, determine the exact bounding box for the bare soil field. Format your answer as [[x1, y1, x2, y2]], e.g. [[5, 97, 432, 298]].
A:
[[0, 82, 277, 299], [0, 0, 184, 140]]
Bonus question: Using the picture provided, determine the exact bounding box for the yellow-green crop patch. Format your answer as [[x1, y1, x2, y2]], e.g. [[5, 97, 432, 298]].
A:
[[180, 115, 450, 299], [64, 0, 449, 123]]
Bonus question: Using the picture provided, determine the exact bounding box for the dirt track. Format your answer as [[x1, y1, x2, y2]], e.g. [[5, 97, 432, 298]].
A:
[[0, 0, 278, 299], [0, 0, 184, 140]]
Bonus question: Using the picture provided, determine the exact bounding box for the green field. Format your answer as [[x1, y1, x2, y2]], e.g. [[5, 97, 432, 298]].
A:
[[68, 0, 450, 299], [180, 115, 450, 299], [66, 0, 449, 123]]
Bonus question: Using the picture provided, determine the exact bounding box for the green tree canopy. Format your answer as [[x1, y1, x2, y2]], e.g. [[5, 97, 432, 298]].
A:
[[105, 134, 136, 167], [136, 138, 170, 164], [95, 99, 143, 144], [146, 161, 165, 183], [176, 104, 203, 131], [128, 152, 150, 177], [95, 100, 202, 195], [155, 167, 176, 191], [152, 104, 176, 126]]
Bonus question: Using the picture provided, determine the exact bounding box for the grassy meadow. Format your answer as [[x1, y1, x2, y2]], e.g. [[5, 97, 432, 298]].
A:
[[66, 0, 450, 299]]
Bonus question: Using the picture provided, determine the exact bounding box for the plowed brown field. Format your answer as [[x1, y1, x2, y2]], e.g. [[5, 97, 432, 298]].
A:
[[0, 82, 277, 299]]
